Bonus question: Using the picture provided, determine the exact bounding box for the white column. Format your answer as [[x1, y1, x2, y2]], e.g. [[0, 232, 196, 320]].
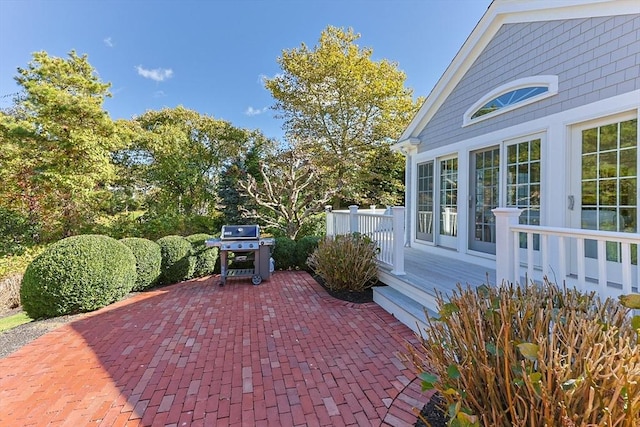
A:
[[492, 208, 523, 285], [349, 205, 359, 234], [391, 206, 406, 275]]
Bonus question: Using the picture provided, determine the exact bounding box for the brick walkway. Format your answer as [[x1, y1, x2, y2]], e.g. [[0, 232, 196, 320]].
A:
[[0, 271, 431, 426]]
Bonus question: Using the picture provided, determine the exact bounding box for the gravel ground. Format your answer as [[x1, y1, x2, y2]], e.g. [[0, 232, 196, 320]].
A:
[[0, 309, 88, 359]]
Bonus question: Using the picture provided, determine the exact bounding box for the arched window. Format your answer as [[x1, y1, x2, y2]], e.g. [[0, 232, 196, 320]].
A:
[[463, 76, 558, 126]]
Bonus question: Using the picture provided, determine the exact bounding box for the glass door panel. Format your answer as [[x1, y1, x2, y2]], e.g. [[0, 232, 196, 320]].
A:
[[580, 118, 638, 269], [470, 147, 499, 254], [416, 161, 434, 242], [439, 157, 458, 249]]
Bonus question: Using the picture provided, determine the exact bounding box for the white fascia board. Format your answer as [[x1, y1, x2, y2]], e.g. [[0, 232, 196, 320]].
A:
[[391, 137, 420, 154], [398, 0, 639, 142]]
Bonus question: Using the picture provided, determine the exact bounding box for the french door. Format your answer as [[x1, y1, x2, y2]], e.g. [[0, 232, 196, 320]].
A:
[[570, 114, 638, 283], [469, 147, 500, 254], [415, 156, 458, 249]]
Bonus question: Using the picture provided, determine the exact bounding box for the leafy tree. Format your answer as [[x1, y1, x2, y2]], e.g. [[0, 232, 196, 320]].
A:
[[0, 51, 118, 239], [264, 26, 422, 206], [217, 133, 274, 226], [239, 143, 336, 239], [121, 107, 257, 217]]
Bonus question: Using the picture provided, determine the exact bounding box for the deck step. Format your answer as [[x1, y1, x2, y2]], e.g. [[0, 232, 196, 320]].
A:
[[373, 286, 436, 334]]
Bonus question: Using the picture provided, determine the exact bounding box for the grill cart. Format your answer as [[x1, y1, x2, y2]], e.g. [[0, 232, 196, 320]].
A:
[[206, 225, 275, 286]]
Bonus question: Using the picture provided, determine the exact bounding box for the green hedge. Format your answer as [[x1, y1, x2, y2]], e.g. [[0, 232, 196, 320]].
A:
[[20, 234, 136, 319], [271, 237, 295, 270], [156, 235, 194, 285], [185, 233, 218, 278], [120, 237, 162, 291], [295, 236, 321, 271]]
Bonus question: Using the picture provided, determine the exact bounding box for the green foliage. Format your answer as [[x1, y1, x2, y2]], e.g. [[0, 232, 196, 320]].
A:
[[272, 237, 296, 270], [0, 312, 32, 333], [0, 207, 39, 256], [263, 26, 421, 206], [218, 136, 272, 226], [156, 235, 195, 285], [0, 51, 120, 239], [402, 280, 639, 426], [119, 107, 257, 218], [240, 145, 336, 239], [0, 245, 46, 280], [619, 293, 640, 343], [20, 235, 136, 319], [135, 212, 223, 242], [185, 234, 219, 278], [306, 233, 378, 292], [294, 235, 321, 271], [119, 238, 162, 291]]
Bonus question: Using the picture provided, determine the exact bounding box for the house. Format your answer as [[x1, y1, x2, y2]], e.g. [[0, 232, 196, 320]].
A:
[[327, 0, 639, 332]]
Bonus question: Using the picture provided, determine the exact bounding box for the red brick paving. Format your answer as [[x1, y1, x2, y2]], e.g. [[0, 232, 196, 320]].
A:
[[0, 271, 430, 426]]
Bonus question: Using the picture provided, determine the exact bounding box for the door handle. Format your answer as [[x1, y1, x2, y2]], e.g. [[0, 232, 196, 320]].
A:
[[568, 195, 574, 210]]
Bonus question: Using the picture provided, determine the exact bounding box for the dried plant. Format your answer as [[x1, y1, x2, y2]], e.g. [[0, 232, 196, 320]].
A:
[[307, 233, 378, 292], [0, 273, 23, 309], [402, 279, 639, 427]]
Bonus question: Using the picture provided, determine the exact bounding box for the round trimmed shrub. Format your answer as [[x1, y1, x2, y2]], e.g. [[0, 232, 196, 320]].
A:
[[273, 237, 296, 270], [186, 233, 218, 278], [156, 235, 195, 285], [294, 235, 321, 270], [20, 234, 136, 319], [120, 237, 162, 291]]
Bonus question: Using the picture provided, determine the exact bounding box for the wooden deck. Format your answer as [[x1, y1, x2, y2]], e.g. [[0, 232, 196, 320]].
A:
[[373, 247, 497, 333], [397, 247, 494, 292]]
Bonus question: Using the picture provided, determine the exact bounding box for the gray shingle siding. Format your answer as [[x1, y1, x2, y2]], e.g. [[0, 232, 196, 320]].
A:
[[417, 14, 640, 153]]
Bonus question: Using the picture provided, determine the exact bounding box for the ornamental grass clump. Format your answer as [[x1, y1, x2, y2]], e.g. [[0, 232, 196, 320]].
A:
[[402, 279, 639, 427], [307, 233, 378, 292]]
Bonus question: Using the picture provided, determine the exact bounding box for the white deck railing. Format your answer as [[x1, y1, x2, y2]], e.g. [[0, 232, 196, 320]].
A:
[[493, 208, 639, 299], [325, 205, 405, 275]]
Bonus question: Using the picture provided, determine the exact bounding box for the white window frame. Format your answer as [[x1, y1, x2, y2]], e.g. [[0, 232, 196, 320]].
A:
[[463, 75, 559, 127]]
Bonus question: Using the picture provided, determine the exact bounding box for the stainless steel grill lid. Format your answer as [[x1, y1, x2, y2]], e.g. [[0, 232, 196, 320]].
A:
[[220, 225, 259, 240]]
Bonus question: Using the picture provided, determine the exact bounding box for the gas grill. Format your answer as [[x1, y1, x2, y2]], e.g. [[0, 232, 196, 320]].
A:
[[206, 225, 275, 286]]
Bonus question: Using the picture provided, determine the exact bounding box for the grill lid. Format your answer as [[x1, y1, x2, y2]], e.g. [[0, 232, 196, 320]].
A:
[[221, 225, 260, 240]]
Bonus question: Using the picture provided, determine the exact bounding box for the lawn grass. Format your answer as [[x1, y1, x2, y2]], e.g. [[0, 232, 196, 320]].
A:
[[0, 312, 32, 332]]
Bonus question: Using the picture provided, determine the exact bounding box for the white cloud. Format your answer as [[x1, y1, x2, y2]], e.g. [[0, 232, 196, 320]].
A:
[[154, 90, 166, 98], [136, 65, 173, 82], [104, 37, 114, 47], [245, 106, 268, 116]]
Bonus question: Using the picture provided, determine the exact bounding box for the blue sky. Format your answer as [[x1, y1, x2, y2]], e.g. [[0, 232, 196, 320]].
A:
[[0, 0, 490, 141]]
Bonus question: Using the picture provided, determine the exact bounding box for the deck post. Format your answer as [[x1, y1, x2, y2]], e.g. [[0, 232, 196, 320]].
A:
[[325, 206, 334, 237], [349, 205, 359, 234], [391, 206, 406, 275], [492, 208, 523, 285]]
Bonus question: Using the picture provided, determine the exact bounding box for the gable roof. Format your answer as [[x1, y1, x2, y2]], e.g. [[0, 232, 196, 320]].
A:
[[393, 0, 640, 152]]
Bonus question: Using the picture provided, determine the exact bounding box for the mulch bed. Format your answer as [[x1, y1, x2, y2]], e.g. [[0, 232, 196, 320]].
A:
[[311, 273, 375, 303], [415, 393, 448, 427]]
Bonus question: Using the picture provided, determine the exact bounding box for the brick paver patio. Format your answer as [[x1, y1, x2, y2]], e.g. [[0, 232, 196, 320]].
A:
[[0, 271, 429, 426]]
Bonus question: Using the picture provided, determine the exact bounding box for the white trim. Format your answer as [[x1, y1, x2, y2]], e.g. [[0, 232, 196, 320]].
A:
[[398, 0, 639, 142], [462, 75, 558, 127]]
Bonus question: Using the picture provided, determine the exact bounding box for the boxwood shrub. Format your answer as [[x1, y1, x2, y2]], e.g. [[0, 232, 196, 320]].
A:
[[20, 234, 136, 319], [156, 235, 195, 285], [294, 235, 321, 271], [273, 237, 296, 270], [120, 237, 162, 291], [185, 233, 218, 278]]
